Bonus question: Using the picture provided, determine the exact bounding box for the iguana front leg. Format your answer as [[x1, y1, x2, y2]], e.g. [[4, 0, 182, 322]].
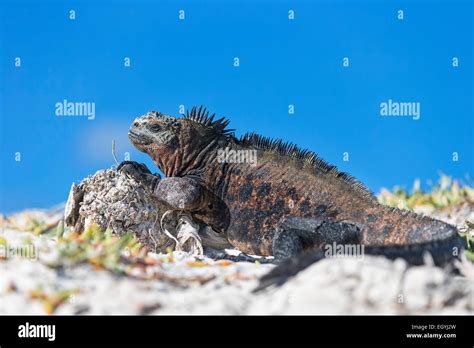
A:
[[117, 161, 160, 191], [118, 161, 204, 209], [153, 176, 205, 210], [154, 177, 231, 234], [118, 161, 229, 233]]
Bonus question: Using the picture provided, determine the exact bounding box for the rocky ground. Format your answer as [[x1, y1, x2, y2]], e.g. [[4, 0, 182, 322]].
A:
[[0, 202, 473, 315]]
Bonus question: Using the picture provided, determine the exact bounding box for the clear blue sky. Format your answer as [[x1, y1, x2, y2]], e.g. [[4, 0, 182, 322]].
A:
[[0, 0, 472, 213]]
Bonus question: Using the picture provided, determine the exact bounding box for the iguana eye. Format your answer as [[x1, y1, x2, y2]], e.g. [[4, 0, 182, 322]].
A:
[[149, 124, 161, 132]]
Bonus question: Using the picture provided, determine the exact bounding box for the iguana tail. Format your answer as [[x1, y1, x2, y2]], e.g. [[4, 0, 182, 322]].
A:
[[254, 233, 464, 292]]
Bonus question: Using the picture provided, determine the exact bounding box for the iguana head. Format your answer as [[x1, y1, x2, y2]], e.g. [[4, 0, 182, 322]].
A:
[[129, 106, 233, 177]]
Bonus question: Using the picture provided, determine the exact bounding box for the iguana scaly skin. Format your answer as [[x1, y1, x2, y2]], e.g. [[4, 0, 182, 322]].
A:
[[120, 106, 464, 288]]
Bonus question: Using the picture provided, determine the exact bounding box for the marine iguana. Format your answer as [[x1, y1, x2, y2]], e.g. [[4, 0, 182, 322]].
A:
[[119, 106, 464, 288]]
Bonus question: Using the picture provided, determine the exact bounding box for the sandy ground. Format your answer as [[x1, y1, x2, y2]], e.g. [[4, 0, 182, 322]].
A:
[[0, 204, 473, 315]]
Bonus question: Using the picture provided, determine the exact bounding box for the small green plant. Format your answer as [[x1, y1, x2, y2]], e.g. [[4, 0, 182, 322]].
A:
[[378, 174, 474, 211], [459, 220, 474, 262], [50, 223, 144, 273], [29, 287, 79, 315]]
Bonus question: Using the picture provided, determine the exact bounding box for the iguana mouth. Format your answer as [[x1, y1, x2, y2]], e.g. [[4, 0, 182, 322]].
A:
[[128, 130, 152, 145]]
